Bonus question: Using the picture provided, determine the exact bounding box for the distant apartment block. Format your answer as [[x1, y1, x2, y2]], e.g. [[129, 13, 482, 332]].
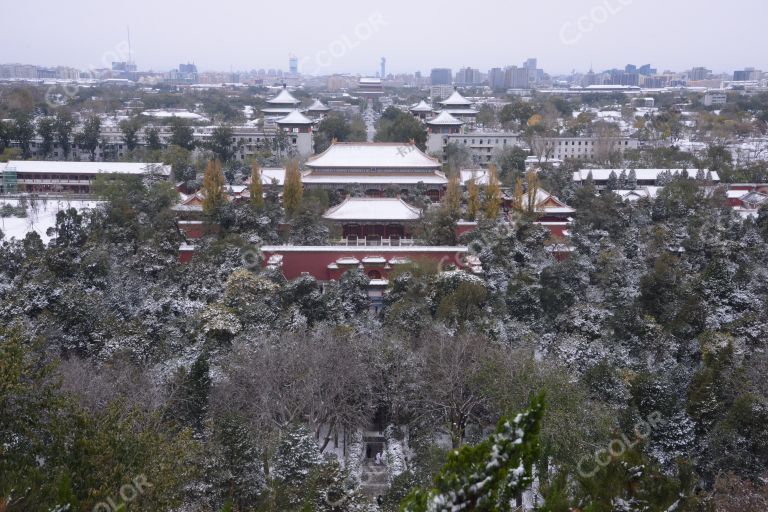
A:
[[430, 85, 455, 101], [533, 136, 638, 162], [689, 67, 711, 81], [505, 66, 530, 89], [430, 132, 523, 164], [703, 92, 727, 107], [430, 68, 453, 85], [455, 67, 482, 85], [733, 68, 763, 81]]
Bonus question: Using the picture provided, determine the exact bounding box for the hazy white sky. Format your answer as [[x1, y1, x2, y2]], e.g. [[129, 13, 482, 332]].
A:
[[2, 0, 765, 75]]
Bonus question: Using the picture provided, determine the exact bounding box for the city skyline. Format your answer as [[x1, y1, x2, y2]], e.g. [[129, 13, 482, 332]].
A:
[[2, 0, 765, 76]]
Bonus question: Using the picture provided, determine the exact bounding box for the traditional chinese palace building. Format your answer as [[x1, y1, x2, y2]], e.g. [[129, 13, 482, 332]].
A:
[[302, 142, 447, 200], [0, 161, 170, 194], [435, 89, 478, 125], [322, 197, 421, 244], [261, 85, 302, 117]]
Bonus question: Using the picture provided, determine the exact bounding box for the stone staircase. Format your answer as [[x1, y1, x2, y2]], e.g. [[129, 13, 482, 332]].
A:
[[360, 459, 389, 500]]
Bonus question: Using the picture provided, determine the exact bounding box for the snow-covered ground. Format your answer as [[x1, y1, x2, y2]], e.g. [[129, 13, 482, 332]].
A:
[[0, 198, 102, 243]]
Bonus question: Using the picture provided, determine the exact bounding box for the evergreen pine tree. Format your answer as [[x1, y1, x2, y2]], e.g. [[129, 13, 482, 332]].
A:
[[606, 170, 618, 191], [202, 160, 226, 215], [627, 168, 637, 189], [401, 396, 544, 512], [206, 415, 266, 509], [249, 162, 264, 209], [180, 352, 212, 431], [618, 169, 627, 189], [272, 425, 323, 485]]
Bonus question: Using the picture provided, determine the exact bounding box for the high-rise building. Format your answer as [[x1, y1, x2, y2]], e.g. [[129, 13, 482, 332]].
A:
[[380, 57, 386, 79], [689, 67, 710, 81], [111, 61, 137, 72], [623, 64, 656, 76], [288, 55, 298, 75], [488, 68, 506, 90], [524, 58, 537, 70], [505, 66, 530, 89], [582, 68, 597, 87], [430, 68, 453, 85], [455, 67, 481, 85], [733, 68, 762, 81]]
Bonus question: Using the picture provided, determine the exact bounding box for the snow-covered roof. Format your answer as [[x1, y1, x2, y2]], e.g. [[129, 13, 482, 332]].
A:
[[306, 142, 441, 170], [460, 169, 488, 186], [261, 168, 286, 186], [143, 109, 209, 121], [439, 90, 472, 107], [427, 111, 464, 126], [410, 100, 433, 112], [261, 245, 469, 253], [336, 257, 360, 265], [171, 204, 203, 212], [362, 256, 387, 264], [573, 169, 720, 182], [540, 206, 576, 214], [3, 161, 171, 176], [307, 99, 330, 111], [322, 197, 422, 222], [359, 77, 382, 85], [302, 171, 447, 185], [613, 186, 662, 200], [266, 85, 300, 105], [276, 110, 313, 125], [740, 191, 768, 205]]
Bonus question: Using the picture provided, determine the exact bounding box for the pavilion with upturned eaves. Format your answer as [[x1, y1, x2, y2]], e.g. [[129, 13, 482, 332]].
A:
[[436, 89, 478, 125], [262, 84, 302, 117]]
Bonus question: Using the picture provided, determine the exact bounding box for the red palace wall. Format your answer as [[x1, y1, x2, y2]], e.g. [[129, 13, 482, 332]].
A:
[[179, 249, 195, 264], [262, 247, 468, 280], [455, 222, 477, 237]]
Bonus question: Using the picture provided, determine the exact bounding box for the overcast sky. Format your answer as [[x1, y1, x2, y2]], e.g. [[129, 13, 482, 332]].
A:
[[2, 0, 765, 75]]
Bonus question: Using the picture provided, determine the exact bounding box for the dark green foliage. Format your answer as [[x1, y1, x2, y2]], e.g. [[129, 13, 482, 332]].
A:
[[169, 117, 196, 150], [374, 107, 427, 149], [401, 395, 544, 512]]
